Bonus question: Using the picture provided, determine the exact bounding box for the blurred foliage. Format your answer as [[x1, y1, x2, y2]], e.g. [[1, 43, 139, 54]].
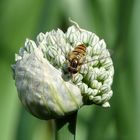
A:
[[0, 0, 140, 140]]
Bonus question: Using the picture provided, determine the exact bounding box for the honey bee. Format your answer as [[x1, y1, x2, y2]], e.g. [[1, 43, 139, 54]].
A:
[[67, 44, 86, 74]]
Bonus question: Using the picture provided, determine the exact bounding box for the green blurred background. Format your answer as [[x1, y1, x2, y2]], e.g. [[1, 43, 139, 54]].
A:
[[0, 0, 140, 140]]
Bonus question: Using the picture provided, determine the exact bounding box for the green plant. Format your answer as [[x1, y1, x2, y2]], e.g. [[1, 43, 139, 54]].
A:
[[12, 20, 114, 140]]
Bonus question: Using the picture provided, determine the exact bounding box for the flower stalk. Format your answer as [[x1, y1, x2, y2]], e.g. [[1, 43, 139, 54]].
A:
[[55, 111, 77, 140]]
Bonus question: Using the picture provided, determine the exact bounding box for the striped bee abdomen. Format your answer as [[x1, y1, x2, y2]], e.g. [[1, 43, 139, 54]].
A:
[[68, 44, 86, 74]]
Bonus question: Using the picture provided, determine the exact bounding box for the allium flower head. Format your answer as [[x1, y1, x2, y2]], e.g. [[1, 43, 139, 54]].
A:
[[12, 19, 114, 120]]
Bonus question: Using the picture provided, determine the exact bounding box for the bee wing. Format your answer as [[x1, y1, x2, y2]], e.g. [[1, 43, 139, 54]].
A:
[[80, 48, 114, 68], [83, 37, 114, 66], [79, 55, 108, 65]]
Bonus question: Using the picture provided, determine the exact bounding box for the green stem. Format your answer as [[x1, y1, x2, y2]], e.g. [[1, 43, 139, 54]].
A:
[[55, 111, 78, 140]]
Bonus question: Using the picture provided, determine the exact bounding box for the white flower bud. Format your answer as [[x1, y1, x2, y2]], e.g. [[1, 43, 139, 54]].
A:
[[36, 32, 46, 44], [89, 33, 99, 47], [73, 74, 83, 84]]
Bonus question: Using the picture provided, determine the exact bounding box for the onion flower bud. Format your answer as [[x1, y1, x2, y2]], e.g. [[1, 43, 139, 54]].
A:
[[12, 20, 114, 120]]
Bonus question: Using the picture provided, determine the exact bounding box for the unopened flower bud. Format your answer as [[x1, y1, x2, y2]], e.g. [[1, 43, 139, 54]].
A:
[[12, 19, 114, 120]]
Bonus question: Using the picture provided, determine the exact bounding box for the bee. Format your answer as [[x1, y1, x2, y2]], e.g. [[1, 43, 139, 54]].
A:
[[58, 41, 112, 77], [67, 44, 86, 74], [66, 43, 113, 75]]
